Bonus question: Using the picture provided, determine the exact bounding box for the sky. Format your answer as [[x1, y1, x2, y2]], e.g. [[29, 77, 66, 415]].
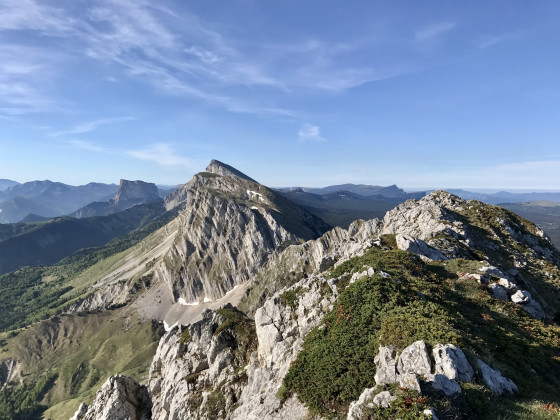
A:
[[1, 0, 559, 190]]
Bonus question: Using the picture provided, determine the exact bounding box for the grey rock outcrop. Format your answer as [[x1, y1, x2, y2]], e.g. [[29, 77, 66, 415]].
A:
[[347, 387, 378, 420], [374, 346, 399, 385], [113, 179, 161, 206], [372, 390, 397, 408], [489, 283, 509, 300], [71, 179, 162, 218], [397, 340, 431, 377], [148, 306, 253, 420], [476, 359, 518, 395], [511, 289, 531, 303], [69, 403, 88, 420], [154, 162, 330, 304], [426, 373, 462, 395], [0, 358, 20, 390], [395, 234, 448, 261], [70, 375, 151, 420], [432, 344, 474, 382]]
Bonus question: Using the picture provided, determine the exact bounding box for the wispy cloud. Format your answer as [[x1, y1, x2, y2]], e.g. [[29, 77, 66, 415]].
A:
[[0, 0, 73, 32], [298, 123, 325, 141], [0, 45, 59, 116], [415, 22, 456, 42], [477, 33, 518, 49], [0, 1, 446, 119], [68, 139, 111, 153], [127, 143, 191, 167], [51, 116, 136, 137]]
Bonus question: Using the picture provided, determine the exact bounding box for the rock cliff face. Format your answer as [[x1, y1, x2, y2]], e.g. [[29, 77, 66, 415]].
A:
[[69, 190, 560, 420], [153, 161, 330, 304], [71, 179, 162, 218]]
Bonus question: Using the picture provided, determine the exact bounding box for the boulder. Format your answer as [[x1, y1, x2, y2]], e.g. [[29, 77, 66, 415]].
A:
[[427, 373, 462, 395], [423, 407, 440, 420], [374, 346, 399, 385], [476, 359, 518, 395], [372, 391, 397, 408], [489, 283, 508, 300], [399, 373, 421, 393], [347, 387, 378, 420], [395, 234, 448, 261], [433, 344, 474, 382], [497, 278, 518, 294], [70, 375, 151, 420], [511, 290, 531, 304], [397, 340, 431, 377]]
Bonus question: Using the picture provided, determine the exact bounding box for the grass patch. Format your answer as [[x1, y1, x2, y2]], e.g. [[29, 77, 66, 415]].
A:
[[282, 247, 560, 418], [279, 286, 308, 308]]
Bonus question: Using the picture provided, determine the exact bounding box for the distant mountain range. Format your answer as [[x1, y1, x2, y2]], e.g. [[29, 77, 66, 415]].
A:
[[70, 180, 162, 218], [0, 179, 176, 223], [500, 201, 560, 247], [0, 180, 118, 223], [278, 183, 425, 198], [447, 189, 560, 205], [0, 179, 19, 191]]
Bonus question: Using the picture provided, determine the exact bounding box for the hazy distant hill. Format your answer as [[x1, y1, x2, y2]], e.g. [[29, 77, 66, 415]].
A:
[[0, 179, 19, 191], [448, 189, 560, 205], [278, 189, 405, 228], [500, 201, 560, 248], [0, 196, 58, 224], [278, 183, 425, 199], [70, 179, 162, 218], [0, 180, 118, 223], [0, 201, 166, 275], [277, 184, 426, 228]]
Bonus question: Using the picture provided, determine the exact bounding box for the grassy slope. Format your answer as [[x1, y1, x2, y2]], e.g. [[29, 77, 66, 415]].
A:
[[0, 204, 181, 332], [282, 247, 560, 419], [0, 206, 183, 418], [0, 309, 163, 420], [0, 202, 165, 275], [500, 202, 560, 249]]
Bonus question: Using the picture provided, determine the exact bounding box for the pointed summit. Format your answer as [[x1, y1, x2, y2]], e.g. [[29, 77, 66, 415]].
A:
[[205, 159, 257, 182]]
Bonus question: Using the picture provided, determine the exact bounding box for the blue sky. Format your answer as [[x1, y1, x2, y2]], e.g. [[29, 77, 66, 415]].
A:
[[1, 0, 559, 190]]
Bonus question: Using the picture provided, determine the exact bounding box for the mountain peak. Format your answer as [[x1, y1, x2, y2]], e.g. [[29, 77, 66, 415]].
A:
[[205, 159, 256, 182], [113, 179, 160, 206]]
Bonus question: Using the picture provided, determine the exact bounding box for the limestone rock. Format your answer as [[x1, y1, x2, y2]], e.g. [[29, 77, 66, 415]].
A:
[[374, 346, 399, 385], [489, 283, 509, 300], [71, 375, 151, 420], [397, 340, 431, 377], [433, 344, 474, 382], [69, 403, 88, 420], [477, 359, 518, 395], [399, 373, 421, 393], [427, 373, 462, 395], [498, 278, 518, 294], [0, 358, 20, 390], [395, 234, 448, 261], [347, 387, 378, 420], [372, 390, 397, 408], [423, 407, 440, 420], [155, 162, 330, 304], [511, 289, 531, 304]]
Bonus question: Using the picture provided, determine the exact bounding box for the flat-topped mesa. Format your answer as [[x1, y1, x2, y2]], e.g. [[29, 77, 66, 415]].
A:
[[205, 159, 257, 182], [113, 179, 160, 206]]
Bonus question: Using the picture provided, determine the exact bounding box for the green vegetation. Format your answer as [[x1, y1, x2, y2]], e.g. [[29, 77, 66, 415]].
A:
[[180, 328, 191, 343], [282, 247, 560, 418], [214, 306, 257, 364], [0, 204, 182, 333], [363, 387, 429, 419], [0, 372, 57, 420], [279, 286, 308, 308]]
